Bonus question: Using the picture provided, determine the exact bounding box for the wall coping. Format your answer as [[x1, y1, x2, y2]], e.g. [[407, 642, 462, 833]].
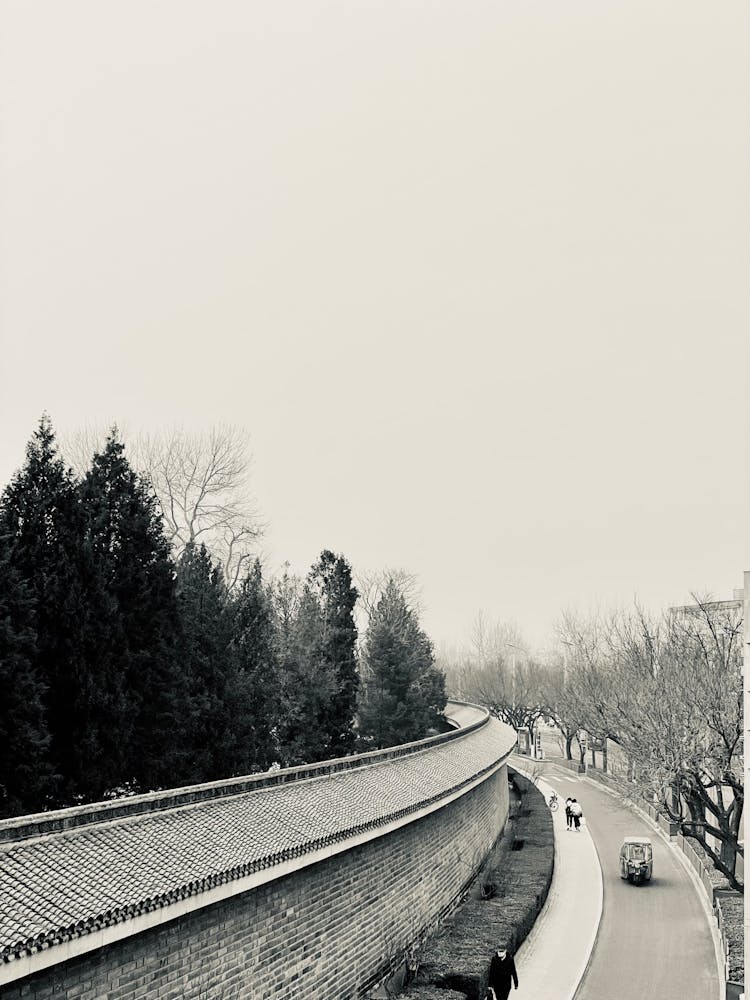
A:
[[0, 701, 488, 844]]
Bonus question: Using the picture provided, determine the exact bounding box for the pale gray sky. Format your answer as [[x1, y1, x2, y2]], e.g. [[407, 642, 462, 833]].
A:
[[1, 1, 748, 652]]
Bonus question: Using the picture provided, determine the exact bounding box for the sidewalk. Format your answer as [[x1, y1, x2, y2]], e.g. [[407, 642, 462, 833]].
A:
[[511, 761, 603, 1000]]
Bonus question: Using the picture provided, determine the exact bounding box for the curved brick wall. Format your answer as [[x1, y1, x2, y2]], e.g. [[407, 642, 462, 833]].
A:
[[0, 703, 516, 1000]]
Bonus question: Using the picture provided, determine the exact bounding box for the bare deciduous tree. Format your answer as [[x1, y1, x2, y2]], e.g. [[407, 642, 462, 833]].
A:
[[355, 567, 423, 620], [468, 611, 525, 672], [438, 613, 548, 732], [622, 599, 743, 889], [540, 656, 587, 763], [61, 423, 264, 588], [464, 656, 551, 733], [435, 642, 475, 701], [139, 425, 263, 588], [554, 599, 744, 890]]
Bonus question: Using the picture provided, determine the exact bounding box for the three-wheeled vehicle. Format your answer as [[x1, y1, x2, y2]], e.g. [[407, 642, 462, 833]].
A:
[[619, 836, 653, 885]]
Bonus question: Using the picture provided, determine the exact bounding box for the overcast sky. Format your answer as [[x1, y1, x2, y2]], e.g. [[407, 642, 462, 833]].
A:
[[1, 1, 748, 653]]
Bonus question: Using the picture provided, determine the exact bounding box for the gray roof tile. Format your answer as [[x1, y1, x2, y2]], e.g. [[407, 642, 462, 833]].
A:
[[0, 714, 513, 964]]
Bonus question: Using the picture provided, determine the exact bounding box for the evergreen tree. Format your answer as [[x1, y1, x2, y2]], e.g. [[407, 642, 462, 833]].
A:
[[307, 550, 359, 756], [358, 581, 447, 749], [271, 568, 337, 766], [60, 534, 128, 799], [228, 559, 278, 771], [81, 431, 185, 792], [0, 540, 51, 816], [175, 542, 236, 782], [0, 415, 93, 803]]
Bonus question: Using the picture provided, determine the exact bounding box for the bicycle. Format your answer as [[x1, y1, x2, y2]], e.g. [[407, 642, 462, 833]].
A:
[[547, 792, 559, 812]]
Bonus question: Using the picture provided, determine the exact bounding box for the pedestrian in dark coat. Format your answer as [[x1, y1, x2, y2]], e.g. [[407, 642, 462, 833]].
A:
[[487, 946, 519, 1000]]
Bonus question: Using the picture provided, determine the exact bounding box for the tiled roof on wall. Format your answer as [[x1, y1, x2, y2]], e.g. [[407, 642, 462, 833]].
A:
[[0, 706, 515, 967]]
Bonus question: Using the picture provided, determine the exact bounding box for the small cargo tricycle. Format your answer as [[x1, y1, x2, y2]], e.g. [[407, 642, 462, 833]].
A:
[[619, 836, 653, 885]]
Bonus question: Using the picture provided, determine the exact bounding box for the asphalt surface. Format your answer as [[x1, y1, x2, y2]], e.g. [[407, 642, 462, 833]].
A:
[[543, 765, 719, 1000]]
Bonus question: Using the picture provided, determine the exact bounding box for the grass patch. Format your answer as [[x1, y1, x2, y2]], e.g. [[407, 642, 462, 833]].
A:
[[400, 989, 468, 1000], [717, 894, 744, 985]]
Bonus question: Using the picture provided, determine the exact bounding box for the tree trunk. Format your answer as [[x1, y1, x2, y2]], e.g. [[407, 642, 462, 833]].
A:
[[720, 837, 737, 879]]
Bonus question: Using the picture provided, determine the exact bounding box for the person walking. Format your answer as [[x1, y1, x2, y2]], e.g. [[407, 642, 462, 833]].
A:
[[487, 946, 519, 1000], [565, 796, 573, 830], [570, 798, 583, 831]]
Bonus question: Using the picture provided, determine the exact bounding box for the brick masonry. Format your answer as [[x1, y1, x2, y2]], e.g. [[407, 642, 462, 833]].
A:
[[2, 768, 509, 1000]]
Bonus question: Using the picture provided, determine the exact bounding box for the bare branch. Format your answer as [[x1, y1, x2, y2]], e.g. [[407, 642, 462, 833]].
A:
[[59, 422, 265, 588]]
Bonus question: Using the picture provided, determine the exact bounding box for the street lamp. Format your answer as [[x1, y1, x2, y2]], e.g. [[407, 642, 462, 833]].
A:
[[560, 639, 574, 684], [504, 641, 526, 677], [643, 632, 659, 677]]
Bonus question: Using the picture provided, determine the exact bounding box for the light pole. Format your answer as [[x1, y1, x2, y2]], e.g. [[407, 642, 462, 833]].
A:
[[560, 639, 573, 684], [643, 631, 659, 677], [504, 641, 526, 677], [504, 642, 526, 703]]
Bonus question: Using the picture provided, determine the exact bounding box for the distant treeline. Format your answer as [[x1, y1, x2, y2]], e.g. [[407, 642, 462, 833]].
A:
[[0, 417, 446, 819]]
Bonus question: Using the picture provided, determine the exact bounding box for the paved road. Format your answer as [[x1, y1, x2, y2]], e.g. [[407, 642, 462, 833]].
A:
[[543, 765, 719, 1000]]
